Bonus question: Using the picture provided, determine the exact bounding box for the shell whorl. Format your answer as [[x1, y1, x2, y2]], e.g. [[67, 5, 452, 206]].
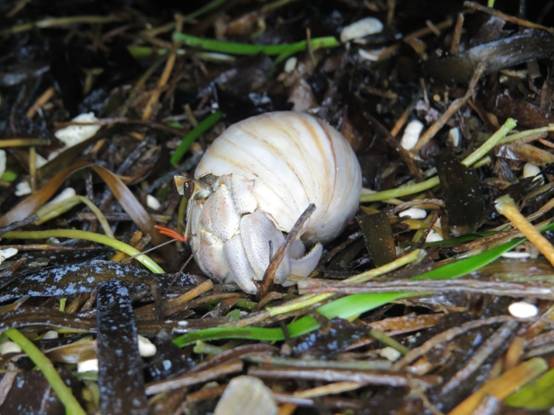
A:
[[194, 111, 362, 242]]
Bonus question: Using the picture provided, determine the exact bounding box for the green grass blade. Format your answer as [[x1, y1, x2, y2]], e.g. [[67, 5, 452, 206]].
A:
[[414, 238, 522, 281], [2, 229, 165, 274], [173, 237, 523, 346], [4, 328, 86, 415], [171, 111, 222, 166], [173, 32, 339, 56], [173, 326, 284, 345], [505, 368, 554, 410], [361, 118, 517, 202]]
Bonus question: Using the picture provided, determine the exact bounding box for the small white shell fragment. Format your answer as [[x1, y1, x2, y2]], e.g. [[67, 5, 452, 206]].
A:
[[508, 301, 538, 319], [448, 127, 461, 147], [340, 17, 384, 43], [0, 341, 22, 355], [501, 251, 532, 259], [425, 229, 443, 242], [214, 376, 277, 415], [77, 358, 99, 373], [55, 113, 100, 148], [42, 330, 59, 340], [358, 48, 384, 62], [35, 153, 48, 168], [15, 181, 31, 197], [522, 163, 541, 178], [137, 335, 157, 357], [378, 347, 402, 362], [400, 120, 424, 150], [0, 149, 6, 177], [48, 187, 76, 206], [398, 207, 427, 219], [146, 194, 161, 211], [0, 247, 18, 265], [284, 56, 297, 73], [425, 219, 443, 243]]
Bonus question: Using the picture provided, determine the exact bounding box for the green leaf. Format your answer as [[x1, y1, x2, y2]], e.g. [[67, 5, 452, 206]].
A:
[[171, 111, 222, 166], [505, 368, 554, 410], [1, 170, 17, 182]]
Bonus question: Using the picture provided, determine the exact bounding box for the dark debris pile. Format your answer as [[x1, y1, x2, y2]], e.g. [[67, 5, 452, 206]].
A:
[[0, 1, 554, 414]]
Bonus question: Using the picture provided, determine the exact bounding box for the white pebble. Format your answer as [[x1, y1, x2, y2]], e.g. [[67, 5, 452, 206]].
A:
[[15, 181, 31, 196], [77, 358, 99, 373], [522, 163, 541, 178], [448, 127, 461, 147], [146, 194, 161, 211], [284, 57, 297, 73], [425, 219, 443, 243], [398, 207, 427, 219], [42, 330, 59, 340], [508, 301, 538, 319], [340, 17, 384, 43], [501, 251, 532, 259], [215, 376, 277, 415], [425, 229, 443, 242], [48, 188, 76, 206], [137, 335, 157, 357], [400, 120, 424, 150], [378, 346, 402, 361], [0, 341, 21, 355], [55, 113, 100, 148], [0, 248, 18, 265], [358, 48, 384, 62], [0, 149, 6, 177], [35, 153, 48, 168]]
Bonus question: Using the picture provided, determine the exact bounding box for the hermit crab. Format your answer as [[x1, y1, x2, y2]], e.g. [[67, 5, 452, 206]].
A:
[[182, 111, 362, 294]]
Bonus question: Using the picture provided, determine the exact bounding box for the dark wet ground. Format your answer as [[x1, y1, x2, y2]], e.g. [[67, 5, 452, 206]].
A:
[[0, 0, 553, 414]]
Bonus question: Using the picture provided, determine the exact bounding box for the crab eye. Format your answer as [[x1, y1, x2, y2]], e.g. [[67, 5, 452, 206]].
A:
[[173, 175, 196, 199]]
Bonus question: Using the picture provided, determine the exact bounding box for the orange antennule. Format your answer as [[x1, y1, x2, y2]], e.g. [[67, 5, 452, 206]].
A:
[[155, 225, 187, 242]]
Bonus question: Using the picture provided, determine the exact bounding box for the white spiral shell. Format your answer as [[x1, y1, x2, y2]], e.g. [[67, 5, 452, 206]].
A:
[[186, 111, 362, 293]]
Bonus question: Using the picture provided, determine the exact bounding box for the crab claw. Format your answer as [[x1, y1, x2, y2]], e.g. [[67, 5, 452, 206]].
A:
[[226, 210, 322, 293], [188, 175, 323, 294]]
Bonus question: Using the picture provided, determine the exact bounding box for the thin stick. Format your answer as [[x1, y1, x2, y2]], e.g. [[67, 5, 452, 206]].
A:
[[414, 63, 485, 152], [26, 87, 55, 119], [1, 15, 123, 35], [495, 195, 554, 267], [298, 279, 554, 300], [464, 1, 554, 33], [0, 138, 51, 148], [361, 117, 517, 202], [394, 316, 514, 369], [259, 203, 316, 297], [266, 249, 424, 316], [441, 321, 519, 393], [450, 13, 464, 54]]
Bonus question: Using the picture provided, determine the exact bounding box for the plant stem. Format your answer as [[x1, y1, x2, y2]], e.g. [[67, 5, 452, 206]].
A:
[[171, 111, 222, 166], [2, 229, 164, 273], [35, 195, 113, 237], [361, 118, 517, 202], [461, 118, 517, 166], [266, 248, 424, 316], [173, 32, 339, 56], [495, 195, 554, 267], [4, 328, 86, 415]]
